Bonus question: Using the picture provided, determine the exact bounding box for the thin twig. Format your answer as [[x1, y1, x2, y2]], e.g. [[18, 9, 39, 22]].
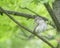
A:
[[19, 6, 48, 21], [19, 6, 40, 16]]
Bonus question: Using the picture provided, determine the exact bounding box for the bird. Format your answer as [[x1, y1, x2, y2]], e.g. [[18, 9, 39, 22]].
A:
[[29, 16, 47, 39], [34, 16, 47, 35]]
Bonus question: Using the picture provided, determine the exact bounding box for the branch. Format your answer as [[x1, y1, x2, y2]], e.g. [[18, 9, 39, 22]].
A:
[[19, 6, 40, 16], [0, 9, 47, 21], [20, 6, 56, 28], [0, 7, 55, 28], [20, 28, 28, 37], [0, 7, 55, 48], [44, 3, 60, 32]]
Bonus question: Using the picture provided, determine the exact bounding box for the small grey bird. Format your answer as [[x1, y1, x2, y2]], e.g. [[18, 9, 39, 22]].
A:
[[34, 16, 47, 35], [29, 16, 47, 39]]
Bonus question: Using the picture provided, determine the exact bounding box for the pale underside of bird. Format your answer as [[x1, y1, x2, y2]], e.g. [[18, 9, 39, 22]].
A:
[[34, 16, 47, 34]]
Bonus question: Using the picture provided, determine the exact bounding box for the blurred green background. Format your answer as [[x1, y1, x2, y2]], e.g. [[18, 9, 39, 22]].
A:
[[0, 0, 57, 48]]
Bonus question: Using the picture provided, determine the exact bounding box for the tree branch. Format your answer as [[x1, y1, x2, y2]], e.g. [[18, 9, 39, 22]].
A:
[[0, 9, 47, 21], [20, 6, 56, 28], [44, 3, 60, 32], [0, 7, 55, 28], [0, 7, 55, 48], [19, 6, 41, 16]]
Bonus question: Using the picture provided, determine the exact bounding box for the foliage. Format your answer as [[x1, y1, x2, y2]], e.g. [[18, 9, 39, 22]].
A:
[[0, 0, 56, 48]]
